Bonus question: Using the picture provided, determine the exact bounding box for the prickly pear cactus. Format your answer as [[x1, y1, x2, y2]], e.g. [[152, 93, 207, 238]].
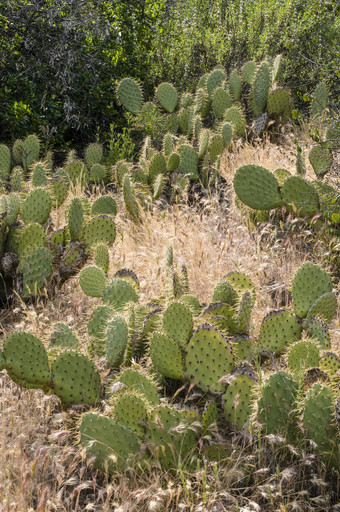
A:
[[207, 69, 226, 96], [0, 144, 11, 180], [17, 223, 46, 266], [145, 405, 200, 470], [22, 247, 53, 295], [251, 62, 270, 116], [287, 340, 320, 374], [242, 61, 257, 85], [257, 371, 299, 438], [112, 392, 148, 438], [281, 176, 319, 218], [80, 413, 140, 473], [31, 162, 48, 187], [79, 265, 107, 297], [305, 317, 331, 349], [310, 82, 328, 119], [91, 196, 117, 216], [224, 107, 246, 139], [150, 332, 185, 380], [306, 292, 337, 323], [85, 143, 103, 167], [21, 188, 52, 225], [224, 271, 256, 305], [292, 262, 332, 319], [116, 368, 160, 406], [258, 310, 302, 356], [83, 215, 116, 247], [202, 399, 218, 435], [102, 278, 138, 310], [212, 280, 238, 306], [3, 332, 50, 390], [267, 88, 292, 120], [156, 82, 178, 113], [68, 198, 84, 241], [116, 78, 143, 113], [93, 243, 110, 274], [233, 165, 282, 210], [104, 315, 128, 368], [162, 302, 193, 348], [308, 146, 333, 178], [51, 351, 101, 406], [223, 371, 256, 430], [185, 324, 235, 393], [123, 174, 141, 222], [320, 352, 340, 377], [178, 144, 199, 180], [213, 87, 232, 119]]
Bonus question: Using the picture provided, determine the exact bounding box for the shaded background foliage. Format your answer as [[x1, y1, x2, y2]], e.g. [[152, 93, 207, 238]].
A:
[[0, 0, 339, 148]]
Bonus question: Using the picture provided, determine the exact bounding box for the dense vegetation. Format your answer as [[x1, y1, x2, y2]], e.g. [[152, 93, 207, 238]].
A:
[[0, 0, 339, 147]]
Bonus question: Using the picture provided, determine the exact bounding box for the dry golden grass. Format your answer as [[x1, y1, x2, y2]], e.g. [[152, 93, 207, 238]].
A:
[[0, 139, 339, 511]]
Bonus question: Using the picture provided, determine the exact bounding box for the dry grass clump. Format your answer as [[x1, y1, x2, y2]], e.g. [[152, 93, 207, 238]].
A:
[[0, 140, 339, 510]]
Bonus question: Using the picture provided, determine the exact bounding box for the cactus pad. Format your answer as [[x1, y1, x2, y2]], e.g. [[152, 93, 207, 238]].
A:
[[202, 400, 218, 435], [185, 324, 235, 393], [79, 265, 107, 297], [258, 310, 302, 355], [287, 340, 320, 373], [306, 292, 337, 323], [156, 82, 178, 113], [4, 332, 50, 390], [21, 188, 52, 225], [308, 146, 333, 178], [83, 215, 116, 247], [282, 176, 319, 217], [162, 302, 193, 348], [50, 322, 79, 349], [150, 332, 185, 380], [233, 165, 282, 210], [51, 351, 101, 406], [223, 373, 256, 430], [112, 392, 148, 438], [116, 78, 143, 113], [80, 413, 140, 473], [22, 247, 52, 295], [102, 278, 138, 310], [117, 368, 160, 406], [292, 262, 332, 319], [212, 87, 232, 118]]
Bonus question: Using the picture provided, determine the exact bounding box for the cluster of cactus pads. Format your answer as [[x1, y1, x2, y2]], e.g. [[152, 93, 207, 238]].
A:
[[110, 55, 299, 217], [0, 135, 118, 300], [0, 252, 339, 473]]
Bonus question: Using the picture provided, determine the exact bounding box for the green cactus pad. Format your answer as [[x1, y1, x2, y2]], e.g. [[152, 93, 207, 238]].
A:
[[208, 134, 224, 163], [320, 352, 340, 377], [179, 295, 201, 316], [112, 392, 148, 438], [50, 323, 79, 349], [145, 405, 199, 470], [93, 243, 110, 274], [68, 198, 84, 241], [149, 153, 167, 183], [50, 177, 69, 207], [65, 160, 88, 187], [207, 69, 226, 96], [267, 88, 292, 119], [79, 265, 107, 297], [165, 113, 179, 133], [113, 269, 140, 291], [178, 144, 199, 179], [22, 247, 52, 295], [4, 331, 50, 390], [163, 133, 174, 156], [257, 371, 299, 437], [102, 278, 138, 310], [0, 350, 5, 371], [116, 78, 143, 113], [242, 61, 257, 85], [31, 162, 48, 187], [150, 332, 184, 380], [117, 368, 160, 406], [104, 315, 128, 367], [162, 302, 193, 348], [88, 305, 112, 340], [0, 144, 11, 180], [212, 87, 232, 119], [168, 152, 180, 172], [17, 223, 45, 266], [195, 88, 211, 118], [198, 129, 210, 159], [202, 400, 218, 435], [221, 123, 233, 147], [51, 351, 101, 406], [305, 317, 331, 349], [306, 292, 337, 323], [231, 334, 254, 361], [156, 82, 178, 113], [123, 174, 141, 222], [80, 413, 140, 473], [89, 163, 106, 183], [308, 146, 333, 178], [180, 92, 194, 108], [201, 303, 238, 335], [185, 324, 235, 393], [258, 310, 302, 356], [236, 290, 253, 334], [251, 62, 270, 116], [310, 82, 328, 119], [10, 166, 24, 191], [83, 215, 116, 247], [302, 384, 338, 464], [233, 165, 282, 210], [6, 193, 20, 225], [84, 143, 103, 167], [21, 188, 52, 225], [281, 176, 319, 218], [224, 271, 256, 305], [292, 262, 333, 319], [224, 107, 246, 139], [287, 340, 320, 373], [212, 280, 238, 306], [229, 69, 242, 100], [223, 373, 255, 430]]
